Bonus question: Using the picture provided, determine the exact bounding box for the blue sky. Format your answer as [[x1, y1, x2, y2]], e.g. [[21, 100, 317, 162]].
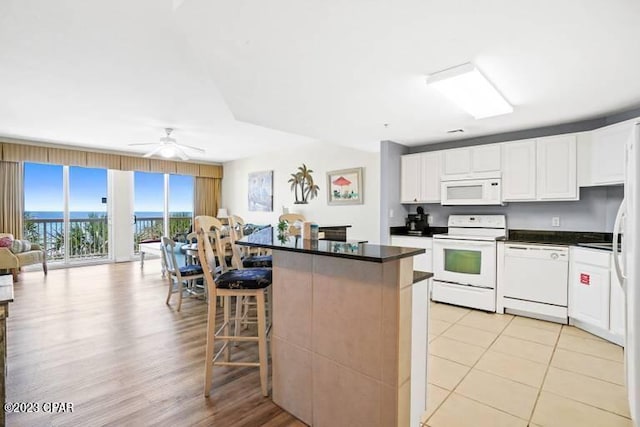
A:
[[24, 163, 193, 212]]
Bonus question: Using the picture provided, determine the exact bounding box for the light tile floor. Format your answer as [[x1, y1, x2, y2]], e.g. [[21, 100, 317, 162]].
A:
[[423, 302, 632, 427]]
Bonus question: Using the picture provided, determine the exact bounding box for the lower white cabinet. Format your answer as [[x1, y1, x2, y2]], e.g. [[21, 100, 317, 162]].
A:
[[569, 247, 625, 346], [390, 236, 432, 273]]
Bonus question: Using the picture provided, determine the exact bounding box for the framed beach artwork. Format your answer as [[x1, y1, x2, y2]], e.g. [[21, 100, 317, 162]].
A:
[[248, 170, 274, 212], [326, 167, 364, 205]]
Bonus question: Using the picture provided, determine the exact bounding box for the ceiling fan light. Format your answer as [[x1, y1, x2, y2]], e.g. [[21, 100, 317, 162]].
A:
[[160, 146, 176, 158], [426, 63, 513, 119]]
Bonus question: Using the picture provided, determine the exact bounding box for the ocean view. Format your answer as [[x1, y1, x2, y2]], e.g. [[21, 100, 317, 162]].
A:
[[25, 211, 192, 219]]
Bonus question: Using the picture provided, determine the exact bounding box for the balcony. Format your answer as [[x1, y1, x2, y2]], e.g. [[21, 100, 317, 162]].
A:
[[23, 215, 193, 262]]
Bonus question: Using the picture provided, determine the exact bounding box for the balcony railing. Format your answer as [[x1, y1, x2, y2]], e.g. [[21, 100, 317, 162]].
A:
[[23, 215, 193, 261]]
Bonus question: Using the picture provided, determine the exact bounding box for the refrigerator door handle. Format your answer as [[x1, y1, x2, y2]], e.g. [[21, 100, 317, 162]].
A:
[[613, 198, 626, 290]]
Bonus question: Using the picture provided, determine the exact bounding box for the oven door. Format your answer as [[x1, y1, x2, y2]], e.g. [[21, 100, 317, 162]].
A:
[[433, 238, 497, 288]]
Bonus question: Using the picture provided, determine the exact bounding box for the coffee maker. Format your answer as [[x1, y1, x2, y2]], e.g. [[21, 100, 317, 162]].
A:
[[405, 207, 429, 236]]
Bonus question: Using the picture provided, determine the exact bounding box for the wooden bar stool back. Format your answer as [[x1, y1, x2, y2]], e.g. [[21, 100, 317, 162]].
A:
[[195, 215, 272, 398]]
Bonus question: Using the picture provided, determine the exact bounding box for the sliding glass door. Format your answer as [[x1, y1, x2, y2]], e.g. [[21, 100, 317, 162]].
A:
[[23, 163, 109, 264], [133, 172, 165, 253], [68, 167, 109, 261], [23, 163, 64, 261], [132, 172, 194, 253]]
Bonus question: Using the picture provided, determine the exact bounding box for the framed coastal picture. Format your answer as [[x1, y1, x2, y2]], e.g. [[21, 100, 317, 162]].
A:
[[248, 170, 273, 211], [326, 167, 364, 205]]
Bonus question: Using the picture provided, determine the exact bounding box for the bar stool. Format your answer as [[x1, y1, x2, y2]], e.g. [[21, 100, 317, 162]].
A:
[[195, 215, 272, 398]]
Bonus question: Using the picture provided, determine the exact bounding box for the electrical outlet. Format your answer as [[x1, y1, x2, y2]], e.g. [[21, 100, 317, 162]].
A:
[[389, 209, 394, 218], [552, 217, 560, 227]]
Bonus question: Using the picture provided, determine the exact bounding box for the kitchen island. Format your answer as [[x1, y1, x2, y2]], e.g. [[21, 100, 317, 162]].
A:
[[237, 228, 431, 427]]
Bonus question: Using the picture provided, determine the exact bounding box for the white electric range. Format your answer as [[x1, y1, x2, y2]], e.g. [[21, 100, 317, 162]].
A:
[[432, 215, 507, 312]]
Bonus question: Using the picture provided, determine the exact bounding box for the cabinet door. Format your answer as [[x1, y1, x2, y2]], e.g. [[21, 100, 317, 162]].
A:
[[591, 123, 628, 185], [401, 154, 421, 203], [569, 255, 610, 330], [420, 152, 441, 202], [472, 144, 501, 174], [537, 134, 578, 200], [502, 140, 537, 201], [610, 263, 626, 339], [443, 148, 471, 177], [390, 236, 433, 272]]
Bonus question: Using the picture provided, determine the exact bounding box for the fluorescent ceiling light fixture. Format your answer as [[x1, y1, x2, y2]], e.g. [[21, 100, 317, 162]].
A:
[[426, 63, 513, 119]]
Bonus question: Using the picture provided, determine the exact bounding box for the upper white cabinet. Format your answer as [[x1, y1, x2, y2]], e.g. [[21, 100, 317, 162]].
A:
[[401, 152, 441, 203], [442, 144, 501, 180], [502, 140, 537, 201], [585, 121, 629, 186], [537, 134, 578, 200], [401, 154, 421, 203], [420, 152, 441, 202], [502, 135, 578, 202]]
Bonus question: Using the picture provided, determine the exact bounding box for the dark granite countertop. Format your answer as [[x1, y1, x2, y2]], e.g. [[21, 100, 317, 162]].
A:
[[390, 226, 448, 238], [413, 271, 433, 284], [237, 227, 425, 263], [500, 229, 614, 246]]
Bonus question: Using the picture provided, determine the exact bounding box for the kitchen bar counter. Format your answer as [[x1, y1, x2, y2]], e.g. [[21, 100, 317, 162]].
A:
[[239, 227, 425, 262], [236, 230, 431, 426]]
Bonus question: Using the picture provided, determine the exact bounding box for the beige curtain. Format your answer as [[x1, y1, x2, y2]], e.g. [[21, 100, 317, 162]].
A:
[[194, 177, 221, 217], [0, 161, 24, 237]]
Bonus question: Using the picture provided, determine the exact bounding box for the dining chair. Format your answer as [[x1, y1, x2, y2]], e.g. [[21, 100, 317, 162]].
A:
[[160, 237, 205, 312], [195, 215, 272, 398], [228, 215, 272, 268], [278, 213, 306, 236]]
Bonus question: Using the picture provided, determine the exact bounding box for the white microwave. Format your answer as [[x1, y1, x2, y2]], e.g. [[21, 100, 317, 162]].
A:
[[441, 178, 502, 205]]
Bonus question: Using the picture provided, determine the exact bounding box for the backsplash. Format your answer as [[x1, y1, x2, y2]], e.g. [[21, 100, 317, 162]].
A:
[[408, 186, 623, 233]]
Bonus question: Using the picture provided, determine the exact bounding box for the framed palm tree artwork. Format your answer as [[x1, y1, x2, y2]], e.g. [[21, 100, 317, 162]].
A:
[[327, 167, 364, 205]]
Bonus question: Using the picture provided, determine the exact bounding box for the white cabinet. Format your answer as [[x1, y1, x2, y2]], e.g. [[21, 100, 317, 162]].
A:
[[420, 152, 441, 202], [537, 134, 578, 200], [390, 236, 433, 273], [502, 135, 578, 202], [442, 144, 501, 180], [443, 149, 471, 177], [569, 247, 624, 345], [589, 122, 628, 185], [569, 248, 611, 330], [502, 140, 537, 201], [401, 154, 421, 203], [401, 152, 441, 203]]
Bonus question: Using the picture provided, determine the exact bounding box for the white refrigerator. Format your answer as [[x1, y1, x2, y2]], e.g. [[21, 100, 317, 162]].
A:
[[613, 120, 640, 425]]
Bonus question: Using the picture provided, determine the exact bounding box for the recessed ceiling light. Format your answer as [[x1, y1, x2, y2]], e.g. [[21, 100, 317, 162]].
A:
[[426, 63, 513, 119]]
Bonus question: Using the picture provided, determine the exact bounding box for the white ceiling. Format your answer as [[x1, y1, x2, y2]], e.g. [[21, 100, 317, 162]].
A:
[[1, 0, 639, 162]]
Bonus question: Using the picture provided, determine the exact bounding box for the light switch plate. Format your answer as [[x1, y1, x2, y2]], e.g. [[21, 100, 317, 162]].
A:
[[552, 217, 560, 227]]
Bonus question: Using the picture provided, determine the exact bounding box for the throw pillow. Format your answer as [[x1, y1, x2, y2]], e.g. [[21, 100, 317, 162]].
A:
[[10, 239, 31, 253], [0, 237, 12, 248]]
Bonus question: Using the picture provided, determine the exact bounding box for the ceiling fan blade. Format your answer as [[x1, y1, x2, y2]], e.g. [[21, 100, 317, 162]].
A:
[[128, 142, 158, 147], [143, 145, 164, 158], [176, 142, 205, 154], [173, 145, 190, 161]]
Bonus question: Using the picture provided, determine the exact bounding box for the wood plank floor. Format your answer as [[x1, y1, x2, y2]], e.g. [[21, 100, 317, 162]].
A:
[[6, 261, 303, 427]]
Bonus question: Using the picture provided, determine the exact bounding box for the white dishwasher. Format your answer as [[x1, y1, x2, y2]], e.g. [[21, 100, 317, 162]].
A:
[[501, 243, 569, 323]]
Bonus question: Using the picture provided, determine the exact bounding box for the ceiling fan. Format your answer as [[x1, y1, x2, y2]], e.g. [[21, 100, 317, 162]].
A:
[[128, 128, 205, 160]]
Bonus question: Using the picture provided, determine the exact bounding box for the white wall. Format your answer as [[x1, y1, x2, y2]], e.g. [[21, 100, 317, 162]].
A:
[[222, 142, 380, 243]]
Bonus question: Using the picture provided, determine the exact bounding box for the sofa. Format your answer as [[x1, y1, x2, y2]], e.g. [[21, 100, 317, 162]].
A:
[[0, 233, 48, 282]]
